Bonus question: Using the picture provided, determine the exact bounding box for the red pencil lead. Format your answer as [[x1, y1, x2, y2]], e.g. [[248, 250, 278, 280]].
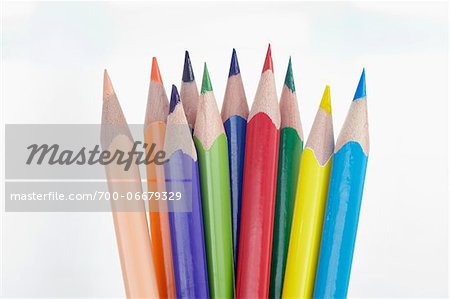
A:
[[262, 44, 273, 73]]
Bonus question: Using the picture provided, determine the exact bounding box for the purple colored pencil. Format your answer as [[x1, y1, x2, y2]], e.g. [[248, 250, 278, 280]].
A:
[[164, 85, 210, 298]]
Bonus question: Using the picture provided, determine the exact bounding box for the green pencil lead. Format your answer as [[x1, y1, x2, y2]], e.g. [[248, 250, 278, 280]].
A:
[[284, 57, 296, 93], [201, 63, 213, 94]]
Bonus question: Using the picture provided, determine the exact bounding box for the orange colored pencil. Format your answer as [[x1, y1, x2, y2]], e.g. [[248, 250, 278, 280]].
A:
[[144, 57, 176, 298]]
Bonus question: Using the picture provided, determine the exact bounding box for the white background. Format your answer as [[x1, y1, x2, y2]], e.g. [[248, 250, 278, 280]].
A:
[[1, 1, 448, 297]]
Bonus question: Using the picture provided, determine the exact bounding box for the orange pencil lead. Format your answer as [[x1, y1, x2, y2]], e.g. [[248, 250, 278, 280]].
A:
[[151, 57, 163, 83]]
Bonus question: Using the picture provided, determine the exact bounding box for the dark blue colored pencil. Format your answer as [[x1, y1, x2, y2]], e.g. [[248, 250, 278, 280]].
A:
[[220, 49, 249, 272]]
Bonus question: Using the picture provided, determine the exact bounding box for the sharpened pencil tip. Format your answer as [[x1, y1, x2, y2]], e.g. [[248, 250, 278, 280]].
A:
[[320, 85, 332, 115], [229, 48, 240, 77], [262, 43, 273, 73], [103, 69, 115, 100], [284, 57, 295, 92], [182, 51, 195, 82], [353, 68, 366, 100], [201, 63, 213, 94], [169, 85, 181, 114], [151, 57, 163, 83]]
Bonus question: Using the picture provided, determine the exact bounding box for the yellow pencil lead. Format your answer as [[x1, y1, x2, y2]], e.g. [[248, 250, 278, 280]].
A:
[[319, 85, 332, 115]]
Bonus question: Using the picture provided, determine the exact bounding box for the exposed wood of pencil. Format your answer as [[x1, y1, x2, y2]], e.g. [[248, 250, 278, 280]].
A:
[[335, 72, 369, 154], [101, 70, 158, 298], [305, 90, 334, 165], [144, 58, 175, 298], [221, 52, 249, 121], [221, 73, 249, 120], [279, 59, 303, 139], [194, 68, 225, 150], [247, 46, 280, 128], [165, 89, 197, 160]]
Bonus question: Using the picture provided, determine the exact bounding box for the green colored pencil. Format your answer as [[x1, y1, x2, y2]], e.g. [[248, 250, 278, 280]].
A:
[[269, 58, 304, 299], [194, 63, 234, 298]]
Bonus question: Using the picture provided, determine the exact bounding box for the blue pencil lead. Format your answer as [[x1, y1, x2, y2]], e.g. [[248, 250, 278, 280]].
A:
[[353, 68, 366, 100], [229, 48, 241, 77], [169, 84, 181, 114]]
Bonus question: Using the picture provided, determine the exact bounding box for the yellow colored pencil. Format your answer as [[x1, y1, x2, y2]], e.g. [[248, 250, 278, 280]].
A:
[[283, 86, 334, 298]]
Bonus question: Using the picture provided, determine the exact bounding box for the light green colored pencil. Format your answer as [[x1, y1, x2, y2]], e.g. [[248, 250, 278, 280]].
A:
[[194, 63, 234, 298]]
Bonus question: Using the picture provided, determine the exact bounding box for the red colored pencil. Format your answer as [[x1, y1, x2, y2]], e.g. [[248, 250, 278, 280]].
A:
[[237, 44, 280, 298]]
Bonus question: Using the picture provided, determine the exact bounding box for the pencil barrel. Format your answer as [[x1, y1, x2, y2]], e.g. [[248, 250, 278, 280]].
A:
[[269, 128, 302, 299], [194, 134, 234, 298], [283, 148, 332, 298], [144, 122, 176, 299], [164, 150, 210, 298], [105, 138, 159, 298], [223, 115, 247, 272], [237, 113, 280, 298], [314, 142, 368, 298]]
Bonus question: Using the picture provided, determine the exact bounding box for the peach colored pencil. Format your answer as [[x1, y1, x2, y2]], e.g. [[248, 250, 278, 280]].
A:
[[101, 70, 158, 298]]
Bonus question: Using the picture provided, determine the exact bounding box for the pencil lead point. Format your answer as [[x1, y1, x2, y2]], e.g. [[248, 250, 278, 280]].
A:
[[151, 57, 163, 83], [320, 85, 332, 115], [284, 57, 295, 92], [201, 63, 213, 94], [169, 85, 181, 114], [229, 48, 240, 77], [103, 69, 115, 100], [262, 43, 273, 73], [353, 68, 366, 100], [182, 51, 195, 82]]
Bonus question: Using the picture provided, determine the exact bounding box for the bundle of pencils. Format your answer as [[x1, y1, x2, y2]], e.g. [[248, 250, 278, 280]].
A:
[[101, 47, 369, 299]]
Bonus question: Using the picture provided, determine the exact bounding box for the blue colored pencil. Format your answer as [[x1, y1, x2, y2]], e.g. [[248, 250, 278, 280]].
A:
[[314, 69, 369, 298], [220, 48, 249, 272]]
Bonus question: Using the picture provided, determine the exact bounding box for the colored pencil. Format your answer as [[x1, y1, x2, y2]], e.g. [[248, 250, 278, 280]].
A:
[[314, 69, 369, 298], [237, 44, 280, 298], [221, 48, 249, 273], [194, 63, 234, 298], [181, 51, 199, 129], [144, 57, 176, 298], [164, 85, 210, 298], [283, 85, 334, 298], [101, 70, 159, 298], [269, 57, 304, 299]]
